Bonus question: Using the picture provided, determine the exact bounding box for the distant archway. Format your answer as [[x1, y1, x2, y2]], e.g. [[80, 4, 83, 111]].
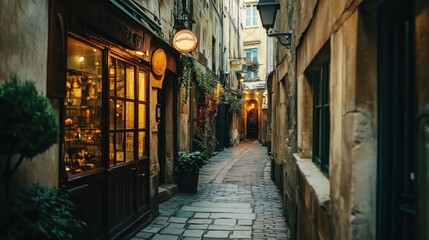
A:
[[246, 100, 258, 139]]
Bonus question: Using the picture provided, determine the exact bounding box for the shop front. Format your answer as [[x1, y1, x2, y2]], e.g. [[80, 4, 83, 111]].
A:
[[47, 0, 178, 238]]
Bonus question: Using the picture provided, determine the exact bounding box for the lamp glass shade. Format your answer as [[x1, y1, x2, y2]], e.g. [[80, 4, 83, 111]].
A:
[[256, 0, 280, 30]]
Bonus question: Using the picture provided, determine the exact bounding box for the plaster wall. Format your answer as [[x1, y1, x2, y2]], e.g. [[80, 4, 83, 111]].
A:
[[192, 0, 222, 72], [150, 88, 160, 177], [164, 78, 175, 183], [178, 87, 191, 152], [0, 0, 58, 202]]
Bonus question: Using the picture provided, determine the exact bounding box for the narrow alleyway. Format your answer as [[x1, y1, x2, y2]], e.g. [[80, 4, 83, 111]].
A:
[[131, 141, 290, 240]]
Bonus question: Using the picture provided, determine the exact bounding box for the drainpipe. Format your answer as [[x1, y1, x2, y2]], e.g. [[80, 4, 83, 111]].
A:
[[220, 0, 225, 87]]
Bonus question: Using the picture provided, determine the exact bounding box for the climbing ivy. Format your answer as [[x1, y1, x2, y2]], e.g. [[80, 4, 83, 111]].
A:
[[179, 56, 193, 103], [229, 98, 243, 116], [179, 56, 218, 102], [194, 67, 217, 94]]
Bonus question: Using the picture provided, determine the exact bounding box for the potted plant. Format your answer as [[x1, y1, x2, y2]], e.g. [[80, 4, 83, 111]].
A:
[[175, 151, 208, 193]]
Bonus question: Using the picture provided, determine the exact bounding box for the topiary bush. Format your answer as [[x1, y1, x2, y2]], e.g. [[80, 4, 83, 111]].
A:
[[0, 75, 59, 200], [0, 184, 86, 240]]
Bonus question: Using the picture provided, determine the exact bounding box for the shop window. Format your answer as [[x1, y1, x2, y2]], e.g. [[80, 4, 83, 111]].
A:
[[311, 62, 330, 176], [64, 37, 103, 176], [109, 57, 148, 166]]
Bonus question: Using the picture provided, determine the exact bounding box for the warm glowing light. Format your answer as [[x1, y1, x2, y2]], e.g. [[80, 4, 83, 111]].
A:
[[136, 51, 144, 56], [93, 49, 97, 52], [79, 56, 85, 62]]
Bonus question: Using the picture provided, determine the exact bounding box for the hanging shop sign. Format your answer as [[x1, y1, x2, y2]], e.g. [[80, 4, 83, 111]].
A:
[[173, 29, 198, 53]]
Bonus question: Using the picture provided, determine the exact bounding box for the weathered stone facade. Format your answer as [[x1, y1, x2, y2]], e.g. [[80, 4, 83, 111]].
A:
[[269, 0, 428, 239]]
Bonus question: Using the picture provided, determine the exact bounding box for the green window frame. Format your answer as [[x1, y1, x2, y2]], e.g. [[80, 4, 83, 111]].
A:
[[312, 62, 330, 176]]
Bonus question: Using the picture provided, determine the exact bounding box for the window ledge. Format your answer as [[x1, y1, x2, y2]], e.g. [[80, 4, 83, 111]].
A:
[[294, 153, 331, 212]]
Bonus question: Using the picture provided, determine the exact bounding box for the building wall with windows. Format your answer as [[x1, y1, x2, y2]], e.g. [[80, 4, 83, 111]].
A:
[[243, 0, 268, 82]]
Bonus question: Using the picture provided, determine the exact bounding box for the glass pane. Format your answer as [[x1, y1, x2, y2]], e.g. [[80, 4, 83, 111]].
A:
[[138, 104, 146, 129], [139, 72, 146, 101], [115, 100, 125, 129], [109, 133, 115, 166], [116, 132, 125, 163], [126, 132, 134, 162], [126, 65, 135, 98], [126, 101, 135, 129], [109, 99, 115, 129], [138, 131, 146, 158], [109, 58, 116, 96], [116, 60, 125, 98], [252, 6, 258, 25], [65, 37, 103, 177]]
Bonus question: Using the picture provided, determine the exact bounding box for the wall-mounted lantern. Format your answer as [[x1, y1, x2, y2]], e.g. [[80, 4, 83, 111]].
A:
[[256, 0, 292, 48]]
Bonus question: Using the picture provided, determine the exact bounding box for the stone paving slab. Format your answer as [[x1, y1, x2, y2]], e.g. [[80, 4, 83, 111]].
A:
[[187, 224, 209, 230], [188, 219, 213, 224], [209, 213, 256, 220], [168, 217, 188, 223], [207, 225, 234, 231], [160, 227, 185, 235], [151, 234, 179, 240], [181, 206, 253, 214], [190, 201, 251, 209], [203, 230, 230, 238], [230, 230, 252, 239], [182, 230, 204, 237], [130, 141, 290, 240], [213, 219, 236, 226], [194, 213, 211, 218]]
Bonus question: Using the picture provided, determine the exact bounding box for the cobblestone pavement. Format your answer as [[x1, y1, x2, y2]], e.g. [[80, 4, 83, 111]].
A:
[[131, 141, 290, 240]]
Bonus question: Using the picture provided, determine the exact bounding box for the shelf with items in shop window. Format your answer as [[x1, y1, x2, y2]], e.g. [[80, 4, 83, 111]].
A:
[[64, 71, 102, 176]]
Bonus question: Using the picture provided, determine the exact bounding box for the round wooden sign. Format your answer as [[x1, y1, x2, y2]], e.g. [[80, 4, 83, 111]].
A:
[[151, 49, 167, 76]]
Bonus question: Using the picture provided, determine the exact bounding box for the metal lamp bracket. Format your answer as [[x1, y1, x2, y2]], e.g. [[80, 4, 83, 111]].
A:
[[267, 31, 292, 49]]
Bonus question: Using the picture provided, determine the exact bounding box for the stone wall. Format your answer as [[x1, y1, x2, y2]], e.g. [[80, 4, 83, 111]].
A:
[[265, 0, 378, 239], [293, 1, 377, 239]]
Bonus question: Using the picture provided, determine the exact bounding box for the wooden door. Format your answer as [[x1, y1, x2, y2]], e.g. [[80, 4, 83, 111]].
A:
[[246, 100, 259, 139]]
